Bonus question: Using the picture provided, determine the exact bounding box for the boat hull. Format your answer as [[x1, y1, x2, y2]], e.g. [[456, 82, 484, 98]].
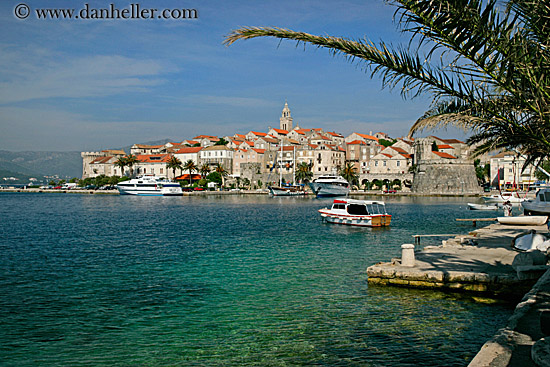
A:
[[497, 216, 548, 226], [482, 193, 524, 203], [268, 186, 307, 197], [308, 182, 350, 197], [521, 201, 550, 215], [467, 203, 499, 211]]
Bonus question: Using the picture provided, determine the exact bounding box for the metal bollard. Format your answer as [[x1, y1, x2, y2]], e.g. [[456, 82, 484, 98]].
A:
[[401, 244, 415, 267]]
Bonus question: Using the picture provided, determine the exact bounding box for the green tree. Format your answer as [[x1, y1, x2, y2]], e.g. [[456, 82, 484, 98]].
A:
[[225, 1, 550, 167], [214, 137, 229, 146], [295, 162, 313, 184], [378, 139, 395, 148], [114, 157, 127, 177], [214, 163, 228, 188], [166, 156, 183, 181], [339, 162, 359, 186], [124, 155, 139, 178], [534, 161, 550, 181], [431, 141, 439, 152], [183, 159, 197, 186], [207, 171, 222, 185], [199, 164, 211, 179]]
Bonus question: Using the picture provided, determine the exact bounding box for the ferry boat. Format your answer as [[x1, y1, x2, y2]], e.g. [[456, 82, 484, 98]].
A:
[[117, 176, 183, 196], [318, 199, 391, 227], [308, 175, 350, 197]]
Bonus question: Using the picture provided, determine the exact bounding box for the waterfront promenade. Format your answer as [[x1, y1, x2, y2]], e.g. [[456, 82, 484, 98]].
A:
[[368, 222, 550, 366]]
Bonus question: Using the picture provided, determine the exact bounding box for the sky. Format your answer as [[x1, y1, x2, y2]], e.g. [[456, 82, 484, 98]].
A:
[[0, 0, 468, 152]]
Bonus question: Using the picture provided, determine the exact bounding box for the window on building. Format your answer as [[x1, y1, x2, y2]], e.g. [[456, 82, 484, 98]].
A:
[[397, 161, 400, 167], [375, 161, 378, 167], [383, 161, 387, 166]]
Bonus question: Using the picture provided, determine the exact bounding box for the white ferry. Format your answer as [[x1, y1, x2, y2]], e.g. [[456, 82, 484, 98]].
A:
[[308, 175, 350, 197], [318, 199, 391, 227], [117, 176, 183, 196]]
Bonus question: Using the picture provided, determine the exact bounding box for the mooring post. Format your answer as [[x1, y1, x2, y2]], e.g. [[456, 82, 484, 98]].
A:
[[401, 244, 415, 267]]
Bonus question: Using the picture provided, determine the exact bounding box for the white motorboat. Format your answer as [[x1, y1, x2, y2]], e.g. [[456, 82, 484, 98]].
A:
[[117, 176, 183, 196], [522, 188, 550, 215], [482, 191, 525, 204], [318, 199, 391, 227], [308, 175, 350, 197], [497, 216, 548, 226], [467, 203, 499, 210], [268, 184, 308, 197]]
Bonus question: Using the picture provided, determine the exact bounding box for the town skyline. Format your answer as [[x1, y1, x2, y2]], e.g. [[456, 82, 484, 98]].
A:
[[1, 0, 468, 152]]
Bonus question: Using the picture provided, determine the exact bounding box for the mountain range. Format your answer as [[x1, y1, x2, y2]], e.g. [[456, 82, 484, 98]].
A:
[[0, 138, 178, 181]]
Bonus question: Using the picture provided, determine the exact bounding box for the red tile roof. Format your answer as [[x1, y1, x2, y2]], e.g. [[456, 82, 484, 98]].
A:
[[250, 131, 267, 137], [390, 146, 407, 153], [326, 131, 343, 137], [136, 154, 172, 163], [433, 151, 457, 159], [175, 147, 203, 154], [252, 149, 266, 154], [355, 133, 379, 142], [347, 140, 367, 145], [437, 144, 454, 149], [272, 128, 289, 134]]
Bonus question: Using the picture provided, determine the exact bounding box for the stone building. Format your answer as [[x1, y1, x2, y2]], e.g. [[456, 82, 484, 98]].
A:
[[199, 145, 234, 174]]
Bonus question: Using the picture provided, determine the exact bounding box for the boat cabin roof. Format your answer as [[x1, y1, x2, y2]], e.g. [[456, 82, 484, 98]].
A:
[[333, 199, 385, 206]]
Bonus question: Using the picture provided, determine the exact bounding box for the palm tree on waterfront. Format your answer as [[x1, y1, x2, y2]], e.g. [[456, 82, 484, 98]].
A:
[[114, 157, 127, 177], [214, 163, 228, 188], [340, 163, 359, 187], [199, 164, 210, 179], [295, 162, 313, 184], [183, 159, 197, 186], [224, 1, 550, 167], [124, 155, 139, 178], [166, 156, 183, 181]]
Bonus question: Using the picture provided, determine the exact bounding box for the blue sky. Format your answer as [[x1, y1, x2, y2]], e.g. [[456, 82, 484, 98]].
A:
[[0, 0, 467, 151]]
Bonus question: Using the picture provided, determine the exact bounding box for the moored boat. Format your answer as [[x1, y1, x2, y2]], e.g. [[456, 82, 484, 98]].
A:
[[117, 176, 183, 196], [268, 184, 308, 196], [482, 191, 525, 204], [497, 215, 548, 226], [467, 203, 499, 210], [318, 199, 391, 227], [308, 175, 350, 197], [521, 188, 550, 215]]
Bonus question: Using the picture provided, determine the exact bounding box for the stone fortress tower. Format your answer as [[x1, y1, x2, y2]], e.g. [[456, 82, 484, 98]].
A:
[[411, 138, 481, 194], [280, 101, 293, 131]]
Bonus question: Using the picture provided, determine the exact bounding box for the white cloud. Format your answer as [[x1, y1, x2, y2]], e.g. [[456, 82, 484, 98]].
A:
[[0, 47, 169, 103]]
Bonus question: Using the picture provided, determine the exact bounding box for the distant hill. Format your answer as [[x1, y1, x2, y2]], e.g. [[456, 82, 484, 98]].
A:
[[0, 138, 183, 180], [0, 150, 82, 179]]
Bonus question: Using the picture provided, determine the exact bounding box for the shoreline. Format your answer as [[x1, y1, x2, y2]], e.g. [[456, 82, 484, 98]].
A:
[[367, 222, 550, 366], [0, 187, 487, 197]]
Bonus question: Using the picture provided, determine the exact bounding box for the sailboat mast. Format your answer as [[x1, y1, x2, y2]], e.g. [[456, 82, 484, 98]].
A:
[[293, 146, 296, 186], [279, 142, 283, 186]]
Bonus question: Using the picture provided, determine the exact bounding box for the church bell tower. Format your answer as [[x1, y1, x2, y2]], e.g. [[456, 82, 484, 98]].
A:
[[279, 101, 293, 131]]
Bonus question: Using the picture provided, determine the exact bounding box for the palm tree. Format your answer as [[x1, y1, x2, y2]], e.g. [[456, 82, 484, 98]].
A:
[[340, 162, 359, 186], [124, 154, 139, 178], [199, 164, 210, 179], [214, 163, 228, 188], [183, 159, 197, 186], [295, 162, 313, 184], [166, 156, 183, 181], [114, 157, 127, 177], [224, 1, 550, 167]]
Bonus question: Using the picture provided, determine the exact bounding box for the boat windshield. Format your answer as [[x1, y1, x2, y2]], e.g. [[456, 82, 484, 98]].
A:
[[367, 203, 385, 214]]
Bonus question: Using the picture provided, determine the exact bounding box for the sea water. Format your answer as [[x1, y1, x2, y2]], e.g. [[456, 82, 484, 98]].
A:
[[0, 193, 514, 366]]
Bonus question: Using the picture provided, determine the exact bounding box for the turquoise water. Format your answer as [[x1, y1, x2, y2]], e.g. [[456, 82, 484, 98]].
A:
[[0, 193, 513, 366]]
